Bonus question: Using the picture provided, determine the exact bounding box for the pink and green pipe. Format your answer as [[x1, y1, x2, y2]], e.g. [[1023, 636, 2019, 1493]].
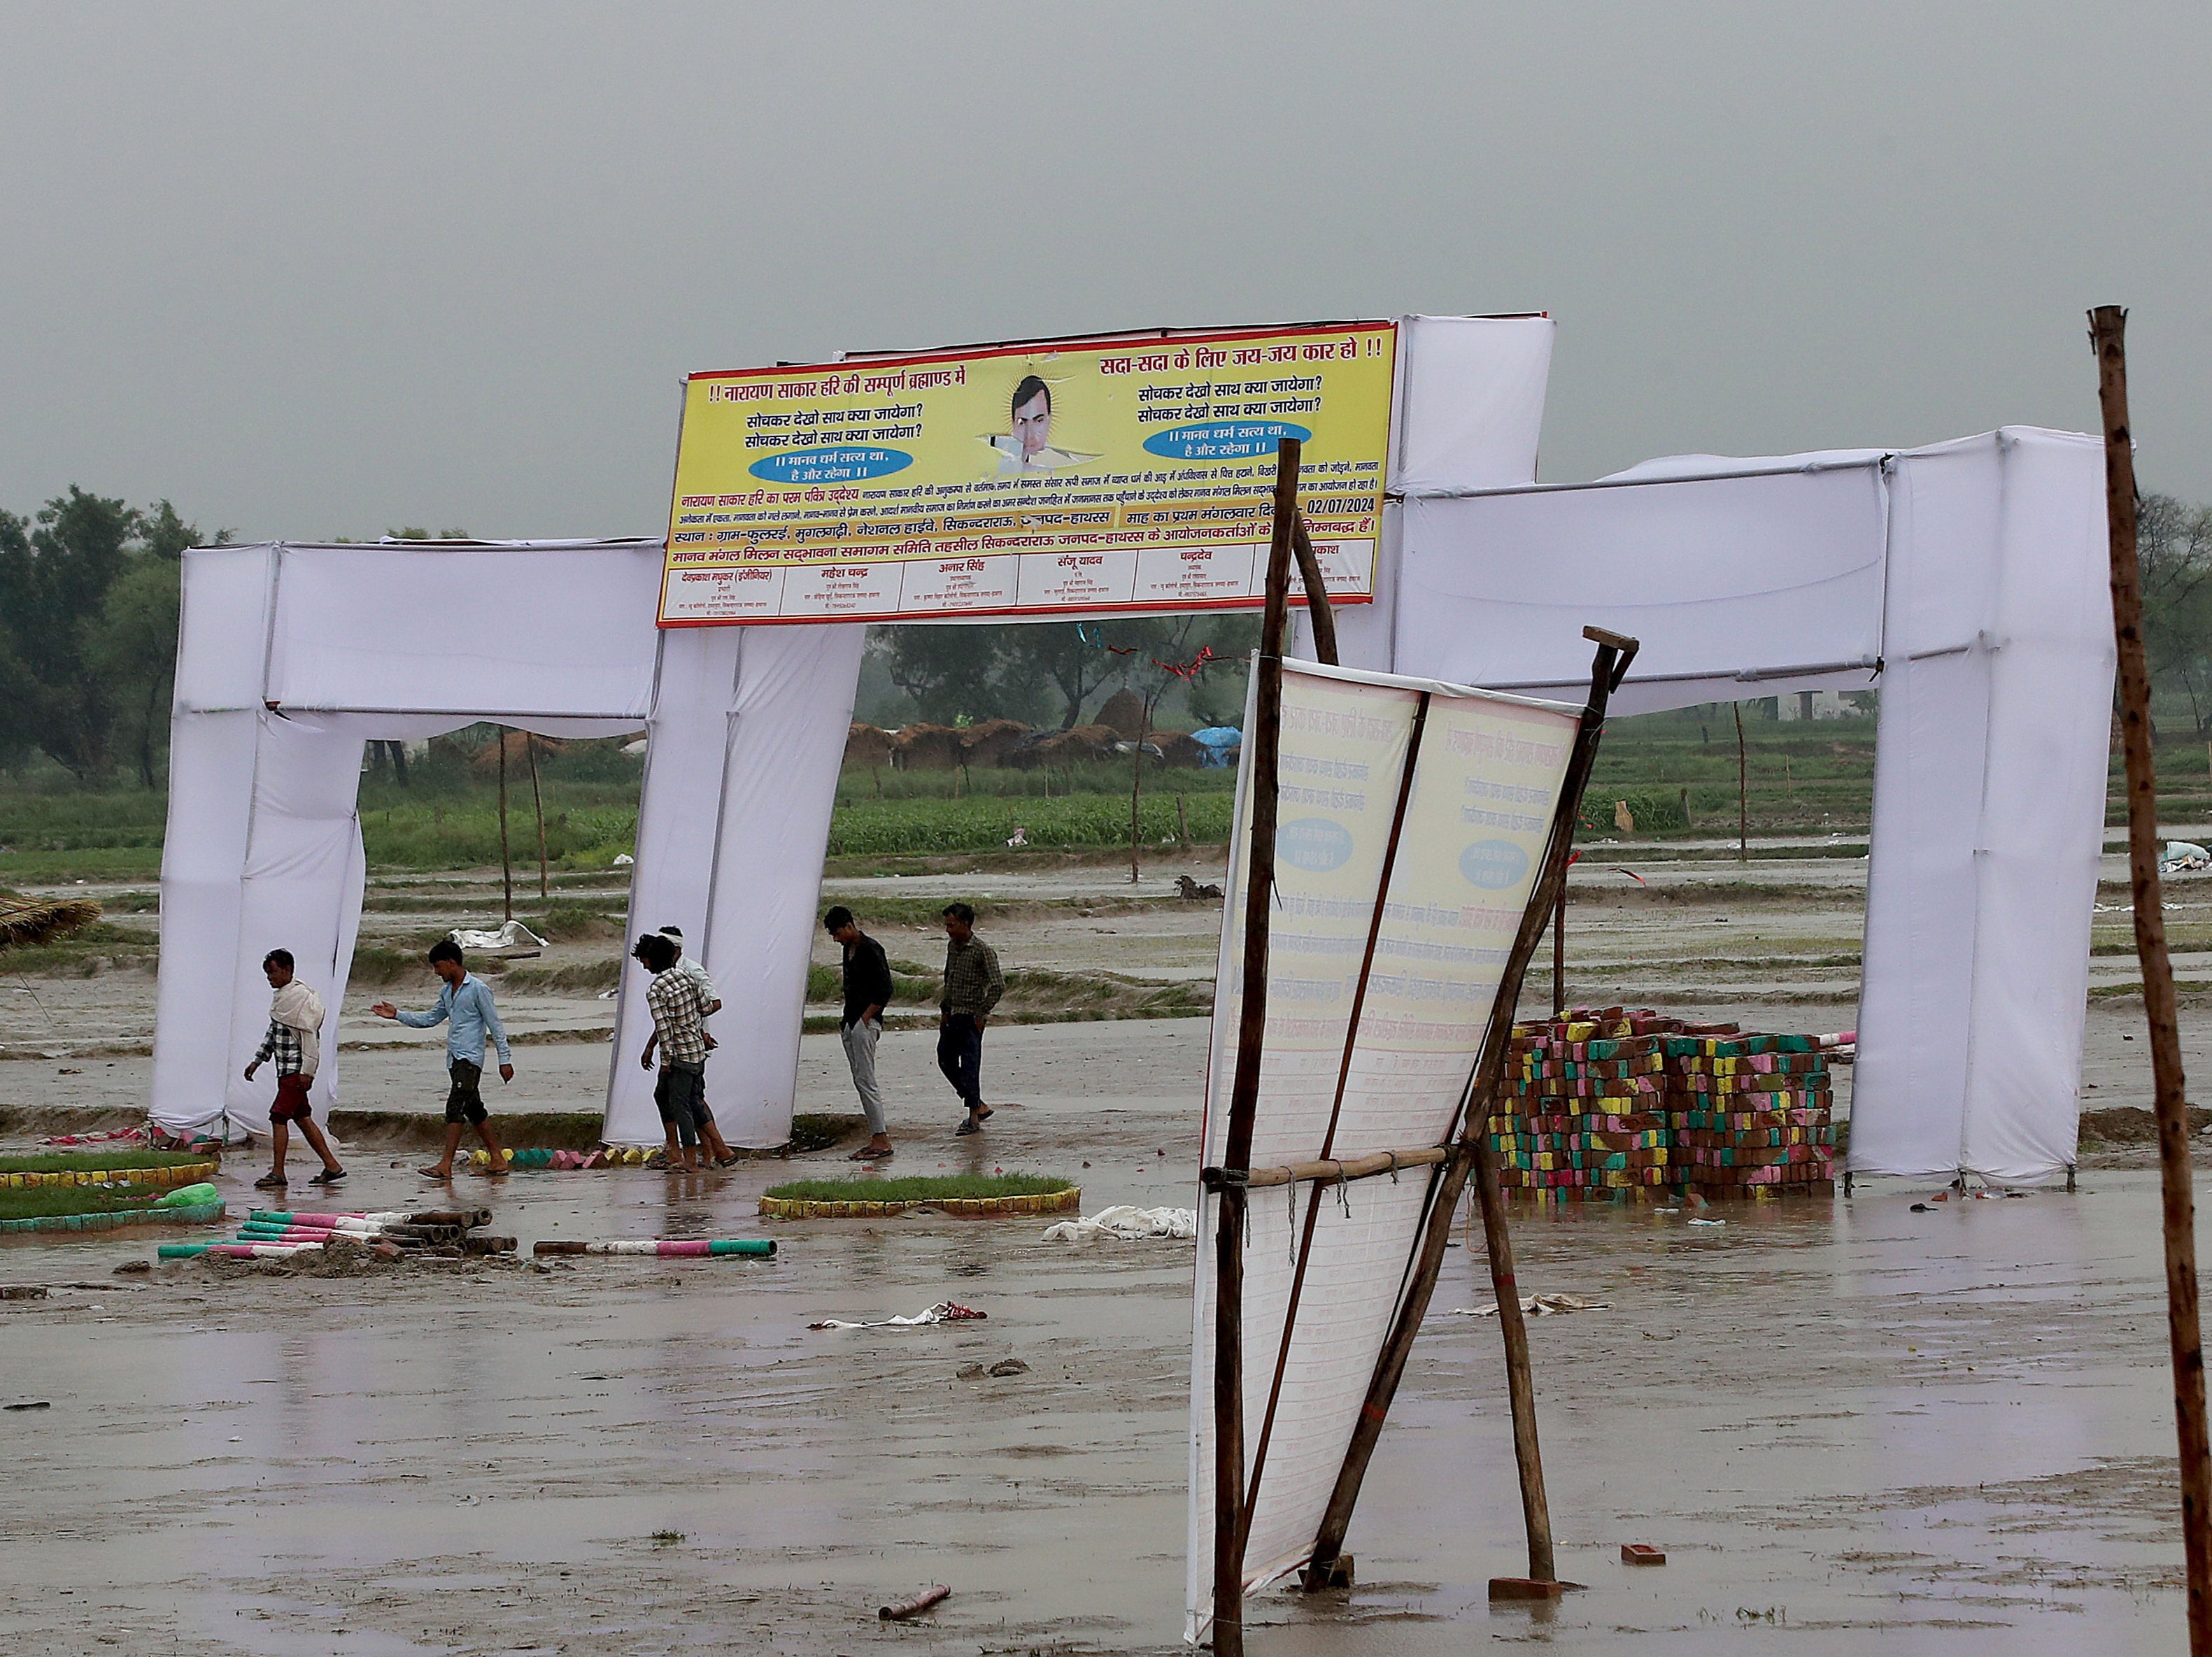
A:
[[159, 1242, 323, 1260], [532, 1239, 776, 1258]]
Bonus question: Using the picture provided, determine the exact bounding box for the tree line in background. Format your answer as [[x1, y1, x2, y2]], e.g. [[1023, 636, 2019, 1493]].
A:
[[867, 612, 1258, 734], [9, 488, 2212, 792]]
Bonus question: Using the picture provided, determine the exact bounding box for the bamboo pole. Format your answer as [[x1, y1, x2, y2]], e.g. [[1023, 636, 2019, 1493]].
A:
[[1210, 435, 1301, 1657], [497, 727, 513, 922], [2090, 303, 2212, 1654], [1303, 626, 1638, 1591], [1734, 703, 1748, 863], [525, 733, 550, 902], [1205, 1145, 1452, 1191], [1552, 876, 1566, 1017]]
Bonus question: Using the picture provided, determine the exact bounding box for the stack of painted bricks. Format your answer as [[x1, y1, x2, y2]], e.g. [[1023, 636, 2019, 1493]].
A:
[[1494, 1007, 1838, 1197]]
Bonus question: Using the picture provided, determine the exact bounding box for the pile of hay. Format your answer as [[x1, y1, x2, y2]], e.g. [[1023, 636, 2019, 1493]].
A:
[[0, 891, 102, 948]]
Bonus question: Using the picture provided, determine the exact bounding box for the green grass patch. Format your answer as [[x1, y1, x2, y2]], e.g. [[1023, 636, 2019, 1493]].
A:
[[763, 1172, 1074, 1204], [0, 1183, 185, 1221], [0, 1148, 208, 1174]]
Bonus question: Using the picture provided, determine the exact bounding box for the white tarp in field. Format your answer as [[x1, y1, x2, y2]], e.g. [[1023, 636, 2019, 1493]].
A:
[[1184, 658, 1579, 1641]]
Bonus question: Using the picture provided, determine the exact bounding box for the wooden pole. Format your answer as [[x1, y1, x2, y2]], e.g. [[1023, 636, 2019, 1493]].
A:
[[1734, 703, 1748, 863], [2090, 303, 2212, 1654], [1291, 515, 1340, 667], [1303, 626, 1638, 1592], [525, 734, 550, 902], [1551, 881, 1566, 1018], [1130, 735, 1143, 886], [497, 727, 513, 922], [1210, 435, 1300, 1657]]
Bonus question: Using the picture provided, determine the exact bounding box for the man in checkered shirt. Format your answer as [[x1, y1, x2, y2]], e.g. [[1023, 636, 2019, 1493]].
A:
[[635, 932, 735, 1169], [243, 948, 344, 1188]]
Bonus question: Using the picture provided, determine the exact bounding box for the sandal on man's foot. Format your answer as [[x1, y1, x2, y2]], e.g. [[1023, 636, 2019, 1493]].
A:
[[309, 1167, 346, 1185], [955, 1118, 981, 1136], [849, 1144, 893, 1160], [713, 1155, 742, 1169], [253, 1171, 288, 1189], [416, 1165, 453, 1180]]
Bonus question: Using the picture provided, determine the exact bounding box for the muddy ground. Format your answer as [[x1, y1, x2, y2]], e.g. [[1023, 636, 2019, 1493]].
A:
[[1, 841, 2210, 1652]]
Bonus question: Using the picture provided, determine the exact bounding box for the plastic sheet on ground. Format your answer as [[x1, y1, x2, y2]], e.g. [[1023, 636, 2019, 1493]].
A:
[[1042, 1205, 1198, 1242], [1445, 1293, 1609, 1318], [446, 920, 548, 952], [808, 1300, 987, 1331]]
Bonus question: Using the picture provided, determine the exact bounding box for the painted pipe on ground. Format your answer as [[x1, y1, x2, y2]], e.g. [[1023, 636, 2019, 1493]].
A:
[[530, 1239, 777, 1258], [234, 1228, 425, 1248], [248, 1209, 479, 1228], [241, 1217, 455, 1242], [159, 1242, 325, 1259]]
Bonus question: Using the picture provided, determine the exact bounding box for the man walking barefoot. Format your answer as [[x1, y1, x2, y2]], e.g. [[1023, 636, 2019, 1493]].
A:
[[243, 948, 344, 1189], [370, 939, 512, 1180], [937, 902, 1003, 1137], [824, 906, 894, 1160]]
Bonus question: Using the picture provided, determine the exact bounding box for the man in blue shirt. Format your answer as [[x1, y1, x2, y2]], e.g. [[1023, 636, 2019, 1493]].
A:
[[371, 938, 513, 1181]]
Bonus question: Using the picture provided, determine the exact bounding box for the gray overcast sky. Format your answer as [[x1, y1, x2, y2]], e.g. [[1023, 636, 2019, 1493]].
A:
[[3, 2, 2206, 541]]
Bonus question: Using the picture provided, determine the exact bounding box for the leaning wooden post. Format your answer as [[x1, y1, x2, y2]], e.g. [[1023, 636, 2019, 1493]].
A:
[[2090, 303, 2212, 1655], [1290, 514, 1340, 667], [1210, 436, 1300, 1656], [1303, 626, 1638, 1594], [525, 734, 551, 902]]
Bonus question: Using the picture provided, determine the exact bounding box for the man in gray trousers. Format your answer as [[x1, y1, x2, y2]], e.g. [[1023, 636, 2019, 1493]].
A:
[[824, 906, 895, 1160]]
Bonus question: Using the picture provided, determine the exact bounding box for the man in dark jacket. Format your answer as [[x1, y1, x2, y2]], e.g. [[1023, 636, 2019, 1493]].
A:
[[825, 906, 895, 1160], [937, 902, 1004, 1136]]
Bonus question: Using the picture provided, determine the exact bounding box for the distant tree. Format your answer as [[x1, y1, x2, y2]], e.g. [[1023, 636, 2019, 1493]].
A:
[[1000, 623, 1133, 729], [0, 490, 227, 783], [2139, 493, 2212, 732]]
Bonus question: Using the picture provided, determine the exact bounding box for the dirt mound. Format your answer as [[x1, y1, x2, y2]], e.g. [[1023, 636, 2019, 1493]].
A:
[[2078, 1104, 2212, 1148]]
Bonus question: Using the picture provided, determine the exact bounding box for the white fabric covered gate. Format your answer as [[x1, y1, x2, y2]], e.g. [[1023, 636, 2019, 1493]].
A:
[[1380, 429, 2113, 1183], [153, 539, 860, 1147]]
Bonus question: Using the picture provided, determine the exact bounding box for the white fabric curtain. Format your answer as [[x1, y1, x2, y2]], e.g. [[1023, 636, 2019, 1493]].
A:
[[605, 623, 867, 1147], [1853, 430, 2111, 1179]]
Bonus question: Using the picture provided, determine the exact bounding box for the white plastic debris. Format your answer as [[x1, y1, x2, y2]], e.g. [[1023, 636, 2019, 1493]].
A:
[[446, 920, 547, 952], [1040, 1205, 1198, 1242]]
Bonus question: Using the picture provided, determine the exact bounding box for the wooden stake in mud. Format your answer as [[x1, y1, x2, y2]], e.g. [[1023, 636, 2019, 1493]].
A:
[[1210, 436, 1302, 1657], [2090, 303, 2212, 1655], [497, 727, 513, 922], [1734, 703, 1748, 863], [525, 733, 550, 902], [1304, 626, 1638, 1594]]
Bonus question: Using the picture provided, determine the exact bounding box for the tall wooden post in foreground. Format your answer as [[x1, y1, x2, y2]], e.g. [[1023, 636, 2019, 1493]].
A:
[[1210, 436, 1304, 1657], [2090, 304, 2212, 1655]]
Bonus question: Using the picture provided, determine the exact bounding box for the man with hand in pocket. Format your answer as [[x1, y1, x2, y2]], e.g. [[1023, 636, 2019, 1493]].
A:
[[825, 905, 895, 1160]]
